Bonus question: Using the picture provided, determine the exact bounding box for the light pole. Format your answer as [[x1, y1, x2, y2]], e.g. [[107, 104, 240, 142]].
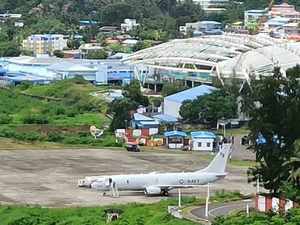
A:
[[178, 188, 182, 208], [256, 175, 260, 194], [205, 183, 210, 218], [243, 199, 252, 217]]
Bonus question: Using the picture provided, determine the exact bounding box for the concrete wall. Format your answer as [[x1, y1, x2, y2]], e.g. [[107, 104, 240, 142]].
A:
[[163, 99, 182, 118], [192, 138, 214, 151]]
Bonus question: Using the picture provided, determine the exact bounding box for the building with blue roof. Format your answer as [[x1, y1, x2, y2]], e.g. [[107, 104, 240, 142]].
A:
[[0, 56, 134, 85], [164, 85, 217, 118], [191, 131, 216, 151], [152, 114, 178, 124], [131, 113, 160, 129], [164, 131, 188, 149]]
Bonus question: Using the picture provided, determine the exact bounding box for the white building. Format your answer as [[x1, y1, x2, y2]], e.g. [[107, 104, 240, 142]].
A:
[[180, 21, 222, 35], [192, 0, 229, 13], [163, 85, 217, 118], [121, 19, 140, 33], [79, 43, 104, 58], [14, 21, 24, 27], [244, 9, 269, 24], [191, 131, 216, 151]]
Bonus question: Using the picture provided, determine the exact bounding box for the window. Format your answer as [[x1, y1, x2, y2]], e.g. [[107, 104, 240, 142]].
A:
[[169, 137, 183, 144], [207, 142, 211, 148], [198, 142, 202, 147]]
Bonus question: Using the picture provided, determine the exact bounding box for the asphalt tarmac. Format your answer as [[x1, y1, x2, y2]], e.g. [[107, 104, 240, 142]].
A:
[[0, 148, 255, 207]]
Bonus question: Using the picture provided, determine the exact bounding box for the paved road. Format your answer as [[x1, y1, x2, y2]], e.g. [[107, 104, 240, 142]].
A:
[[191, 200, 254, 222]]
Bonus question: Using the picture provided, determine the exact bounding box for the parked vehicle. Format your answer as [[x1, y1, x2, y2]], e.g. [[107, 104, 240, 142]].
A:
[[126, 142, 140, 152]]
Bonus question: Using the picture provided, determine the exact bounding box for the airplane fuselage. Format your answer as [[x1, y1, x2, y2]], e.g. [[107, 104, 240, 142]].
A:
[[82, 172, 226, 194], [78, 144, 232, 196]]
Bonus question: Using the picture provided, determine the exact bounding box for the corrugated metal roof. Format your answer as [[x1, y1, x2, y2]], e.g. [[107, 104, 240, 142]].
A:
[[191, 131, 216, 139], [153, 114, 178, 123], [165, 85, 217, 103], [133, 113, 154, 121], [48, 62, 97, 72], [164, 131, 187, 137]]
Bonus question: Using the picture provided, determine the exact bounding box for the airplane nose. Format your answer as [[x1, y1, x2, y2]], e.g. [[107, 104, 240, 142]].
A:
[[78, 179, 91, 188]]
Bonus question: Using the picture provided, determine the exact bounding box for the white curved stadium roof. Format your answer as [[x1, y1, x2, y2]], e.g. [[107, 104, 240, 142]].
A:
[[124, 33, 300, 82]]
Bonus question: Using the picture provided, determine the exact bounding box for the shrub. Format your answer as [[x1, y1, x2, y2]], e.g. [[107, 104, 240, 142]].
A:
[[47, 132, 64, 142], [0, 114, 12, 124], [52, 106, 66, 115], [22, 114, 49, 124], [66, 108, 79, 117], [0, 127, 16, 138], [16, 132, 42, 142]]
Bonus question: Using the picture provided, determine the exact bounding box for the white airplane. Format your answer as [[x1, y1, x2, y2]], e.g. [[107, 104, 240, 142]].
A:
[[78, 143, 232, 196]]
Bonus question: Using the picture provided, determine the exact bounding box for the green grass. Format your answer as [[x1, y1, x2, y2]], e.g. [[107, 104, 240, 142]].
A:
[[0, 192, 244, 225], [52, 113, 109, 126], [212, 208, 300, 225], [0, 191, 245, 225], [0, 78, 117, 147], [21, 77, 108, 98], [0, 201, 197, 225]]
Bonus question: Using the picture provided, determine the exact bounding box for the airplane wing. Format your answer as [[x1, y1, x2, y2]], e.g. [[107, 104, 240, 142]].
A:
[[152, 184, 204, 190]]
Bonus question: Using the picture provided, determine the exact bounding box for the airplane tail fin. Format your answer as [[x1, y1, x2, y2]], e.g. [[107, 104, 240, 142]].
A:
[[198, 144, 232, 174]]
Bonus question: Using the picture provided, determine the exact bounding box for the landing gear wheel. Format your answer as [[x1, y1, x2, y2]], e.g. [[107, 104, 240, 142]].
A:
[[161, 190, 169, 196]]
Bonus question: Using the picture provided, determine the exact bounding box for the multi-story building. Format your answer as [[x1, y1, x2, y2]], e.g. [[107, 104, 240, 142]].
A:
[[192, 0, 229, 13], [22, 34, 68, 56], [270, 3, 300, 22], [180, 21, 222, 36]]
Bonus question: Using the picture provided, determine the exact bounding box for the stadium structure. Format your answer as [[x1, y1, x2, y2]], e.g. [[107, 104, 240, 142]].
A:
[[123, 33, 300, 86]]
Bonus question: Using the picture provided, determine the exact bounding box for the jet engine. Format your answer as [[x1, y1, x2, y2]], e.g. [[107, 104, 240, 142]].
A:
[[144, 186, 161, 195]]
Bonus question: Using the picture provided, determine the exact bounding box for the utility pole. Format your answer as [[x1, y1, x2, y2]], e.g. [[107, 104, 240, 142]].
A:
[[256, 175, 260, 194]]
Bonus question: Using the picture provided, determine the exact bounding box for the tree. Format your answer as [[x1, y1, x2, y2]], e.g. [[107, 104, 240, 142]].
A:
[[161, 81, 187, 97], [86, 49, 108, 59], [241, 67, 300, 194], [109, 98, 138, 131], [109, 80, 149, 130], [53, 50, 64, 58], [0, 42, 20, 57], [108, 43, 131, 54], [132, 40, 152, 52], [101, 2, 135, 25], [180, 89, 237, 125], [67, 39, 81, 49], [123, 80, 149, 106], [179, 100, 200, 122]]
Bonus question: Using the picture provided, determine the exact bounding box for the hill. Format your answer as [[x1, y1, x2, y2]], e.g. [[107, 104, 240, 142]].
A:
[[1, 0, 300, 57], [0, 78, 119, 148]]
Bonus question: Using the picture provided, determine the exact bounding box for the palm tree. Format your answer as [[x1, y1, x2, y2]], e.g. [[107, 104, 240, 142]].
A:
[[283, 144, 300, 186]]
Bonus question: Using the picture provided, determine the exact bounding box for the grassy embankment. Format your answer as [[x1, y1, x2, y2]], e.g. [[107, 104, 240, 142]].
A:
[[0, 78, 121, 148], [212, 208, 300, 225], [0, 191, 243, 225]]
